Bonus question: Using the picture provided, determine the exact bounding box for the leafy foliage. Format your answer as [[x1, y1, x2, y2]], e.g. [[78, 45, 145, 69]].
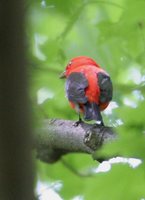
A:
[[27, 0, 145, 199]]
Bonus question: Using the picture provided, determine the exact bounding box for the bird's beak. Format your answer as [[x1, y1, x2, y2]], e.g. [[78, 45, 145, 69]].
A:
[[59, 71, 66, 79]]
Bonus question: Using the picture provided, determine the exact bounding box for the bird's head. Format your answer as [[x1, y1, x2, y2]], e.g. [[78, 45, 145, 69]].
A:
[[60, 56, 100, 78]]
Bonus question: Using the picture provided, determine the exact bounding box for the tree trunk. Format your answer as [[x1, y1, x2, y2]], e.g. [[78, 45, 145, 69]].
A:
[[0, 1, 34, 199]]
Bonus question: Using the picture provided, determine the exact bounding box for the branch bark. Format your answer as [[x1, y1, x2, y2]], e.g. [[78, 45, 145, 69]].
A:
[[35, 119, 116, 163]]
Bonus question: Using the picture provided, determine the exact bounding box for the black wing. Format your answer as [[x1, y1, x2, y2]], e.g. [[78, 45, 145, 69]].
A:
[[66, 72, 88, 104], [97, 72, 113, 103]]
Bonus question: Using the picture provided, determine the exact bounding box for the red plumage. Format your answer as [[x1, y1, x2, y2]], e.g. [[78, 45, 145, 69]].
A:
[[60, 56, 113, 125]]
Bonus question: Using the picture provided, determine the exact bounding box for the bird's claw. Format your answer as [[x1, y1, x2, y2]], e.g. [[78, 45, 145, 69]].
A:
[[73, 119, 83, 127]]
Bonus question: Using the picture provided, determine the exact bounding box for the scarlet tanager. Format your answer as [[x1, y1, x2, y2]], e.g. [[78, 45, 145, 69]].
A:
[[60, 56, 113, 126]]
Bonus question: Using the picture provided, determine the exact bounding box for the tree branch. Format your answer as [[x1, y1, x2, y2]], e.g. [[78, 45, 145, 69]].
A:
[[35, 119, 116, 163]]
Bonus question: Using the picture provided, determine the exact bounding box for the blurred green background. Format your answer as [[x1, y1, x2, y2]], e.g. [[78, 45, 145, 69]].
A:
[[27, 0, 145, 199]]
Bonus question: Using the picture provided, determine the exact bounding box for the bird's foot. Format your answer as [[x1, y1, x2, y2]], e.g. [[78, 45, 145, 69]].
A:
[[73, 119, 83, 127], [73, 114, 83, 127]]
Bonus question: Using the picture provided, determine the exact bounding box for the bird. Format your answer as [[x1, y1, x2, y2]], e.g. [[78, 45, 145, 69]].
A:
[[60, 56, 113, 126]]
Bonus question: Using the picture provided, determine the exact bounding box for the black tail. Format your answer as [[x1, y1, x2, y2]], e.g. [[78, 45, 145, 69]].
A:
[[83, 102, 104, 125]]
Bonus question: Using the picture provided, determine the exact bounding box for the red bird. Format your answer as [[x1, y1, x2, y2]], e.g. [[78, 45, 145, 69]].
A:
[[60, 56, 113, 126]]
